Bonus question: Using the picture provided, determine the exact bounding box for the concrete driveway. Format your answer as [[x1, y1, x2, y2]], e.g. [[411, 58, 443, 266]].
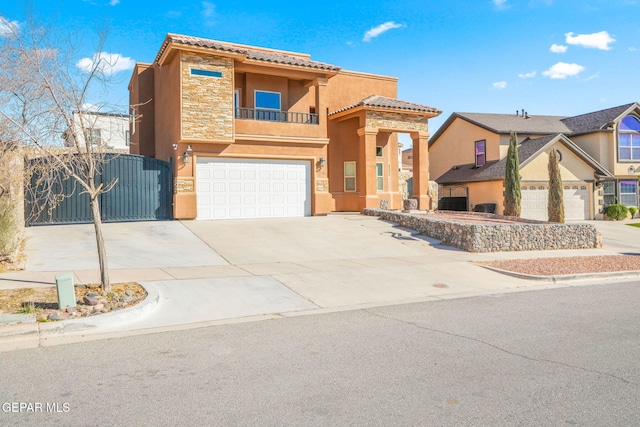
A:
[[3, 215, 636, 341], [584, 219, 640, 251]]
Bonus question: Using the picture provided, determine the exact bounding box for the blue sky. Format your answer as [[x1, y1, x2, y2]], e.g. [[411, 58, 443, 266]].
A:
[[1, 0, 639, 135]]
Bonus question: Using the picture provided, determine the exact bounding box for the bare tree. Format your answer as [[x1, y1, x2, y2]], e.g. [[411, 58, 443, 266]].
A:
[[0, 14, 127, 291]]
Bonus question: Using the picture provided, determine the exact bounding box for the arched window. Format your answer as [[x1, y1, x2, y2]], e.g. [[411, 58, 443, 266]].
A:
[[619, 115, 640, 161]]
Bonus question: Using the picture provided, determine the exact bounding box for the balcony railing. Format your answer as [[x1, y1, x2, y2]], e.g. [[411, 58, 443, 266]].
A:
[[235, 108, 319, 125]]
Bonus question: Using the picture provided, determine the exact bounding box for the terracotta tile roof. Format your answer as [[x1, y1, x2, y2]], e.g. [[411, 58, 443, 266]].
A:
[[156, 34, 341, 72], [329, 95, 441, 116]]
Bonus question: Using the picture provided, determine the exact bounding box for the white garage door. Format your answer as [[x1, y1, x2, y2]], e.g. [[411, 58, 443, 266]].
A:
[[196, 158, 311, 220], [520, 184, 590, 221]]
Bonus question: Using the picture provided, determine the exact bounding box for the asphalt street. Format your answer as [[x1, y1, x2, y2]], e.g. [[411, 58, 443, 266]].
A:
[[2, 280, 639, 426]]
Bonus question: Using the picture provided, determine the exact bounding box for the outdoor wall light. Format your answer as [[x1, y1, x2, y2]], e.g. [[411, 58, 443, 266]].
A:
[[629, 165, 636, 175], [172, 143, 178, 150], [183, 144, 193, 164], [319, 157, 326, 167]]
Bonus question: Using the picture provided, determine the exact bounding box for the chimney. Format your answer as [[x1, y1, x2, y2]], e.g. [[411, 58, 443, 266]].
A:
[[524, 111, 529, 119], [516, 110, 519, 117]]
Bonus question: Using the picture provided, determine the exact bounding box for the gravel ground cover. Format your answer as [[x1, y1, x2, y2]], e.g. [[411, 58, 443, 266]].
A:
[[479, 254, 640, 276]]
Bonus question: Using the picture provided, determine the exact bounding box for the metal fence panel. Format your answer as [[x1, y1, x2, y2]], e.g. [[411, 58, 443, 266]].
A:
[[25, 154, 173, 226]]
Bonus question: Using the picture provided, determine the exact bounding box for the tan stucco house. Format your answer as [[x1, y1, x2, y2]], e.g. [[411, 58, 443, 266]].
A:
[[128, 34, 440, 220], [429, 103, 640, 220]]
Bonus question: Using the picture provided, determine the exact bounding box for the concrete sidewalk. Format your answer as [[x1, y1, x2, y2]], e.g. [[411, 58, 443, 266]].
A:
[[2, 216, 639, 351]]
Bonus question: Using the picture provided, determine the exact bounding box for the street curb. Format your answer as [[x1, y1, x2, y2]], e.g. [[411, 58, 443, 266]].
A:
[[475, 263, 640, 283], [0, 283, 159, 352]]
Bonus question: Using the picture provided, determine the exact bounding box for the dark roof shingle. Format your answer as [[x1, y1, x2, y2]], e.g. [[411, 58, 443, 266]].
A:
[[560, 103, 636, 134], [436, 134, 560, 184], [454, 112, 571, 134]]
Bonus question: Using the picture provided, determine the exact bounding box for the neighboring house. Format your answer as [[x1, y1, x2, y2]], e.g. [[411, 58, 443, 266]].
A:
[[401, 147, 414, 172], [64, 111, 131, 151], [429, 103, 640, 220], [129, 34, 441, 220]]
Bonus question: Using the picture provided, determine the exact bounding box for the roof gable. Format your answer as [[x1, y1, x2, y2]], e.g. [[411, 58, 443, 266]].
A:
[[560, 103, 637, 134], [436, 133, 612, 185]]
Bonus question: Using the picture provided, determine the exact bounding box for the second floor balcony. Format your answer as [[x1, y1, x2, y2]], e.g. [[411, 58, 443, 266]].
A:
[[235, 108, 319, 125]]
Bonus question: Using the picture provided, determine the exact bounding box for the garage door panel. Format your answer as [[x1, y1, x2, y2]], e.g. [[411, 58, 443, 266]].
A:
[[197, 158, 310, 220], [521, 184, 589, 221]]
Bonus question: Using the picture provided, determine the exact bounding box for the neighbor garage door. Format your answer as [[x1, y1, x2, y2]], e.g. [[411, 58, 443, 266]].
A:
[[520, 184, 590, 221], [196, 158, 311, 220]]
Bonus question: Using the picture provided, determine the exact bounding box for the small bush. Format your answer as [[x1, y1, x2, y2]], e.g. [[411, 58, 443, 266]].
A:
[[629, 206, 638, 219], [606, 204, 629, 221], [0, 200, 20, 259]]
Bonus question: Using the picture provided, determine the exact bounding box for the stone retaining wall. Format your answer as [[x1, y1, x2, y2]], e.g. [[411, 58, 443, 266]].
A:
[[364, 209, 602, 252]]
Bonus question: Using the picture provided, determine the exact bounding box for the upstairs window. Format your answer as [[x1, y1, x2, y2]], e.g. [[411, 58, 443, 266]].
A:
[[619, 115, 640, 161], [85, 128, 101, 145], [255, 91, 281, 110], [475, 140, 486, 167]]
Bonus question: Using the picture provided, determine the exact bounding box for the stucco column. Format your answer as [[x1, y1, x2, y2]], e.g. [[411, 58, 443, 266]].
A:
[[411, 131, 431, 210], [357, 127, 379, 210], [314, 77, 328, 126]]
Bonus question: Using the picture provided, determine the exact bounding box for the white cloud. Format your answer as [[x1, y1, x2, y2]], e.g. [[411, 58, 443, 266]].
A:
[[493, 0, 509, 9], [565, 31, 615, 50], [109, 0, 120, 5], [550, 43, 567, 53], [202, 1, 216, 19], [81, 103, 100, 112], [363, 21, 404, 42], [630, 46, 637, 52], [0, 16, 19, 37], [518, 71, 537, 79], [493, 81, 507, 89], [76, 52, 135, 74], [542, 62, 585, 79]]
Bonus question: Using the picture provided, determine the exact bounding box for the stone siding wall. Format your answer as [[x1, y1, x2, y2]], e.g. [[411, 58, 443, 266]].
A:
[[364, 209, 602, 252], [365, 112, 429, 133], [181, 53, 234, 141]]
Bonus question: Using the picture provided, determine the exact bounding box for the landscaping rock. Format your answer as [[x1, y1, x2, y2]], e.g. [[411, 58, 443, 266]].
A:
[[364, 208, 602, 253], [83, 296, 99, 306], [48, 312, 61, 321]]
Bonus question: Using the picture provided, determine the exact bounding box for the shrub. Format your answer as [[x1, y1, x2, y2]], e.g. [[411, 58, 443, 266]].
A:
[[606, 204, 629, 221], [629, 206, 638, 219], [0, 200, 21, 260]]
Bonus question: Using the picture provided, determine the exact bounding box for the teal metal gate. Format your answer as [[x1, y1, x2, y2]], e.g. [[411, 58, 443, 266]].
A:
[[25, 154, 173, 225]]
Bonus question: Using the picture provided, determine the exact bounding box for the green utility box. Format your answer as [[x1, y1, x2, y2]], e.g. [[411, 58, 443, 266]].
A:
[[55, 273, 76, 310]]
